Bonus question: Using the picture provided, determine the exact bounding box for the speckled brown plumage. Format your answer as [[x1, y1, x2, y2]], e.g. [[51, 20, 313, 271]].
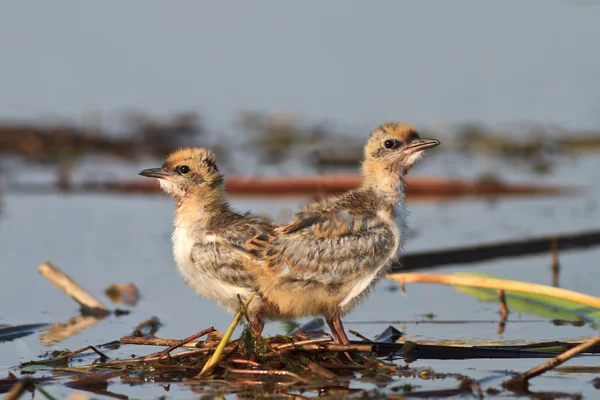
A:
[[245, 123, 440, 344], [139, 148, 279, 335]]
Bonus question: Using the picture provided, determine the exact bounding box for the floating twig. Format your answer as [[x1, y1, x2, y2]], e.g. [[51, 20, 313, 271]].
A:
[[287, 343, 376, 353], [230, 358, 261, 367], [389, 273, 600, 308], [348, 329, 370, 342], [4, 378, 35, 400], [502, 334, 600, 391], [21, 346, 108, 367], [120, 336, 212, 349], [38, 262, 109, 316], [158, 327, 215, 360], [274, 337, 332, 351]]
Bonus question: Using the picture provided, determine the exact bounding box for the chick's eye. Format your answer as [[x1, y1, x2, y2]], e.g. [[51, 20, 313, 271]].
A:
[[176, 165, 190, 174], [384, 140, 395, 149]]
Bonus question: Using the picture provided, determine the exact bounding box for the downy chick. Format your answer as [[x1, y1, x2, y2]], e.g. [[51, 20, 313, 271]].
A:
[[244, 123, 440, 343]]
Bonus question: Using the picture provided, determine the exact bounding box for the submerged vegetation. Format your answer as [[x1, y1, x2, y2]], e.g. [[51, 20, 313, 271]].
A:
[[0, 111, 202, 163], [2, 111, 600, 171]]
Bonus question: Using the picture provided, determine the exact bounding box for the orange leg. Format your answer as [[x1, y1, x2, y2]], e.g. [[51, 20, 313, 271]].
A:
[[250, 312, 265, 337], [326, 317, 342, 343], [332, 316, 350, 345], [326, 316, 350, 345]]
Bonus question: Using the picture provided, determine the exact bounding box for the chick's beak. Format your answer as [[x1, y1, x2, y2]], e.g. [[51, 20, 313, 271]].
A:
[[139, 167, 171, 179], [402, 138, 440, 153]]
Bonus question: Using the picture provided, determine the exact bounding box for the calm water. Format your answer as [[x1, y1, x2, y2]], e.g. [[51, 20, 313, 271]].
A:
[[1, 153, 600, 398], [1, 1, 600, 132], [2, 1, 600, 396]]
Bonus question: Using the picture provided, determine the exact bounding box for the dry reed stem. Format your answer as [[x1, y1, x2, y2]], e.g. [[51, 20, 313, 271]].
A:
[[4, 378, 35, 400], [21, 346, 107, 367], [51, 367, 95, 375], [290, 343, 376, 353], [120, 336, 215, 349], [389, 273, 600, 308], [502, 334, 600, 389], [38, 262, 109, 316], [348, 329, 370, 341], [274, 337, 332, 350], [157, 327, 215, 360], [230, 358, 261, 367], [294, 330, 334, 342]]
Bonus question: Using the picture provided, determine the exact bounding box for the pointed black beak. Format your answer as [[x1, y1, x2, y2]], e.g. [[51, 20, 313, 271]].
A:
[[139, 168, 170, 179], [403, 138, 440, 153]]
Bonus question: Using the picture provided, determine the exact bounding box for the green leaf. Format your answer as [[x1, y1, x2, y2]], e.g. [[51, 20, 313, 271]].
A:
[[452, 272, 600, 326]]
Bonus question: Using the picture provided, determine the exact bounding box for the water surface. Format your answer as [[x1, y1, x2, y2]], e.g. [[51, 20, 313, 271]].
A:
[[1, 154, 599, 397]]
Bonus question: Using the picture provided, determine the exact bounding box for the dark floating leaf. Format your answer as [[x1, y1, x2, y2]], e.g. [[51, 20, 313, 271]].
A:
[[287, 318, 326, 338], [367, 340, 600, 360], [105, 282, 141, 306], [98, 340, 122, 350], [0, 377, 52, 395], [0, 323, 49, 342], [374, 326, 403, 343], [399, 229, 600, 271], [132, 317, 162, 337]]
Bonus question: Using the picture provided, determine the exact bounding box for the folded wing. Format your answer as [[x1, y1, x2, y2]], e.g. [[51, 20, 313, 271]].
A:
[[247, 209, 396, 285], [190, 213, 275, 289]]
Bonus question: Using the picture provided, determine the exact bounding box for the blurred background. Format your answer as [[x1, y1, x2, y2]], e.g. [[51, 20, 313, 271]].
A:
[[2, 1, 600, 397]]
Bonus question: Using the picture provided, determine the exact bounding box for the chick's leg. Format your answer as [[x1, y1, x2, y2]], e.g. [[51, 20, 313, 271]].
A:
[[249, 311, 265, 337], [326, 317, 344, 344], [332, 316, 350, 345]]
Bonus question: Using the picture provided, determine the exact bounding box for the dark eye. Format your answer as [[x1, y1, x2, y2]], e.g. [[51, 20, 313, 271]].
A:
[[176, 165, 190, 174], [384, 140, 395, 149]]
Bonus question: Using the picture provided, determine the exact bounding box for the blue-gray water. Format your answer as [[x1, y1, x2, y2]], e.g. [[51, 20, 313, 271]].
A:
[[1, 1, 600, 131], [1, 153, 600, 398], [2, 1, 600, 397]]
